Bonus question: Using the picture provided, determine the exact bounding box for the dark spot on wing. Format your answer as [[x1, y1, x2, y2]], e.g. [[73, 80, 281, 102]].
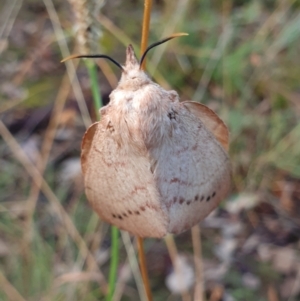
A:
[[206, 196, 211, 202], [128, 210, 132, 215], [107, 121, 115, 133], [135, 211, 140, 215], [212, 191, 216, 197], [194, 195, 199, 201], [186, 200, 191, 205], [167, 109, 177, 120], [170, 177, 180, 183], [173, 197, 178, 204], [112, 214, 117, 218], [140, 206, 146, 211], [201, 196, 204, 201], [123, 213, 127, 217], [179, 197, 185, 204], [118, 215, 123, 220]]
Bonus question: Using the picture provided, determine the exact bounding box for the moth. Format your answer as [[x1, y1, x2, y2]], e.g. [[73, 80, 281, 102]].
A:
[[64, 34, 231, 238]]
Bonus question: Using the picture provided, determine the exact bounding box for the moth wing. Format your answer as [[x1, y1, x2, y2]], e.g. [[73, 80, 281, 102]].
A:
[[81, 118, 168, 238], [81, 122, 98, 175], [183, 101, 229, 151], [152, 102, 231, 235]]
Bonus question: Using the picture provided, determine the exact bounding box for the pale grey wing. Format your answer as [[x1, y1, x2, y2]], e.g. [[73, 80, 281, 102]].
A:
[[81, 121, 168, 238], [152, 103, 231, 235]]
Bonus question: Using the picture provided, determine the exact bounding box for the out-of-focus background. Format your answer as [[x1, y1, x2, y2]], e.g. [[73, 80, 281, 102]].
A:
[[1, 0, 300, 300]]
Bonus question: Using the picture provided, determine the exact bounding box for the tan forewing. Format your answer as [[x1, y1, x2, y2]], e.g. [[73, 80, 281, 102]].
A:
[[80, 118, 169, 238], [182, 101, 229, 151]]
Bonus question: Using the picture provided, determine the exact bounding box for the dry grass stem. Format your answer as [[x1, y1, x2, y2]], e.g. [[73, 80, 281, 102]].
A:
[[25, 64, 76, 240], [165, 235, 191, 301], [121, 232, 147, 301], [19, 61, 78, 294], [191, 225, 205, 301], [67, 0, 103, 54], [0, 0, 22, 53], [137, 238, 153, 301], [97, 13, 135, 50], [0, 271, 27, 301], [267, 285, 279, 301], [0, 119, 108, 293], [193, 25, 232, 101], [97, 59, 119, 88], [150, 0, 189, 72]]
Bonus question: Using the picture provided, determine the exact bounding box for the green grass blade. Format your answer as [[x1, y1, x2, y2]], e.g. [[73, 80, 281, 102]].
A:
[[106, 226, 119, 301], [85, 60, 103, 119]]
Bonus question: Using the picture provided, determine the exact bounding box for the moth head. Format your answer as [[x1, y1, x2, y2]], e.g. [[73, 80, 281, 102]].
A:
[[118, 45, 149, 89]]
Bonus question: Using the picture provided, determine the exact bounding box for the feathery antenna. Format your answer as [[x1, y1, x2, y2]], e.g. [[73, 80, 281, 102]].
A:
[[61, 54, 124, 71], [61, 32, 188, 72], [139, 32, 188, 69]]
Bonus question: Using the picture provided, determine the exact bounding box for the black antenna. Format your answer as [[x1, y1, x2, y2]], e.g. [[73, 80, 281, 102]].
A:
[[61, 54, 124, 71], [139, 33, 188, 69]]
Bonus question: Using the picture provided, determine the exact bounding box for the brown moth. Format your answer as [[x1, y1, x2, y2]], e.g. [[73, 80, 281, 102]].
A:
[[71, 34, 231, 238]]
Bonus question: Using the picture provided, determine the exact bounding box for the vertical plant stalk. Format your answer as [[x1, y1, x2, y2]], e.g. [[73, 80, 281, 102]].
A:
[[138, 1, 153, 301], [106, 226, 119, 301], [137, 237, 153, 301], [191, 225, 205, 301], [140, 0, 153, 70]]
